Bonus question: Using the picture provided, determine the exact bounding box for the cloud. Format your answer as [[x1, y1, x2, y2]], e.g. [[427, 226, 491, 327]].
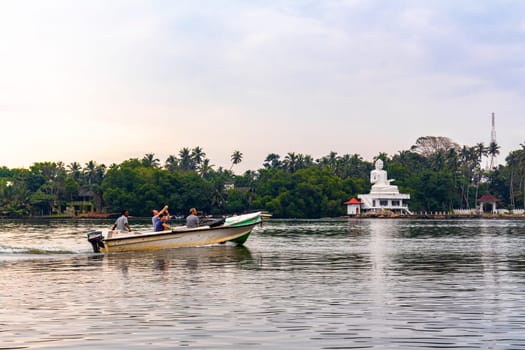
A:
[[0, 1, 524, 171]]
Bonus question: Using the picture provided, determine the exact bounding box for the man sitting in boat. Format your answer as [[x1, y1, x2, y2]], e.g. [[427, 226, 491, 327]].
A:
[[111, 210, 131, 232], [154, 213, 171, 231], [186, 208, 200, 228]]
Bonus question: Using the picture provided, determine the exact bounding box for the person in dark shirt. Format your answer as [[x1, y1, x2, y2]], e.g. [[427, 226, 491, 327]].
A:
[[152, 205, 169, 230], [154, 213, 171, 232]]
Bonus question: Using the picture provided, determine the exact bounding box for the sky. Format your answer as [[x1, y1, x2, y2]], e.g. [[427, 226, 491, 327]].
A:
[[1, 0, 524, 173]]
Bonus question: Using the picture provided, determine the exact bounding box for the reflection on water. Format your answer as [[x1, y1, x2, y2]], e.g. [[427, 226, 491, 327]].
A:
[[1, 218, 525, 349]]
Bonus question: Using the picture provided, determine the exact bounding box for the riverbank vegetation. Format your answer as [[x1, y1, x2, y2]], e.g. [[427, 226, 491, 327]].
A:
[[1, 138, 524, 218]]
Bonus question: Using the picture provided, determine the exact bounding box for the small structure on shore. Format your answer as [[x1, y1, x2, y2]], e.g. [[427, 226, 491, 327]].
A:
[[344, 198, 362, 216], [358, 159, 411, 215], [478, 194, 499, 214]]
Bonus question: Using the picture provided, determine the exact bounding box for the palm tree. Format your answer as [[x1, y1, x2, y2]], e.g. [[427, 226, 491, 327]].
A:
[[83, 161, 97, 185], [284, 152, 299, 173], [475, 142, 487, 166], [474, 142, 488, 208], [445, 148, 460, 206], [317, 156, 329, 169], [178, 148, 194, 171], [67, 162, 82, 181], [199, 158, 214, 178], [82, 161, 106, 212], [230, 150, 243, 171], [506, 151, 519, 209], [142, 153, 160, 168], [328, 151, 338, 170], [295, 153, 306, 171], [164, 155, 179, 172], [487, 141, 500, 169], [302, 154, 314, 168], [263, 153, 281, 169], [317, 151, 339, 173], [459, 146, 476, 208], [373, 152, 389, 164], [191, 147, 206, 168]]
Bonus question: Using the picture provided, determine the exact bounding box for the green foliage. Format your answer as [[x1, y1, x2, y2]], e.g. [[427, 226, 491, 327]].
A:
[[224, 189, 247, 214], [252, 167, 352, 218], [1, 141, 525, 218], [101, 162, 215, 216]]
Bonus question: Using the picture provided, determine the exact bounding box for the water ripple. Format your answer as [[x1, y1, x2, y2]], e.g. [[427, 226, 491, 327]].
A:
[[1, 219, 525, 348]]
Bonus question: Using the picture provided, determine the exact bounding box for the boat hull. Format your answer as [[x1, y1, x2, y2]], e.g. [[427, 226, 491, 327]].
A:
[[90, 212, 263, 253]]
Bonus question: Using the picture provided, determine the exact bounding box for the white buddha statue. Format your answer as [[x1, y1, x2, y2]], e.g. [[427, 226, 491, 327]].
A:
[[370, 159, 399, 194]]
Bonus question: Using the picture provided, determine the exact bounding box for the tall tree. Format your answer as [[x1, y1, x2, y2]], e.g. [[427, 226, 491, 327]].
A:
[[164, 155, 179, 172], [82, 160, 106, 212], [199, 158, 214, 178], [28, 162, 68, 215], [505, 151, 519, 209], [459, 146, 476, 208], [487, 141, 500, 169], [178, 148, 194, 171], [373, 152, 389, 164], [328, 151, 338, 170], [445, 148, 461, 208], [283, 152, 299, 173], [142, 153, 160, 168], [67, 162, 82, 181], [230, 150, 243, 171], [192, 147, 206, 168], [263, 153, 281, 169], [474, 142, 488, 208], [410, 136, 461, 157]]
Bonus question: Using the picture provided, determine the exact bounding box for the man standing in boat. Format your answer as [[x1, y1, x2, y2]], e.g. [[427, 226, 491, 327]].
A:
[[112, 210, 131, 232], [186, 208, 200, 228]]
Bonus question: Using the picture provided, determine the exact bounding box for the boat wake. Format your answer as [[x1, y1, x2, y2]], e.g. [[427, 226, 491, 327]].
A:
[[0, 244, 77, 256]]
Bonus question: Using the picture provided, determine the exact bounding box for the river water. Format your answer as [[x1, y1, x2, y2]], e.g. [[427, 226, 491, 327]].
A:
[[1, 218, 525, 349]]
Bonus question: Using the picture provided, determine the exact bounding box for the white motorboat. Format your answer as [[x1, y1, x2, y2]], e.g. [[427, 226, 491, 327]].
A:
[[87, 211, 263, 253]]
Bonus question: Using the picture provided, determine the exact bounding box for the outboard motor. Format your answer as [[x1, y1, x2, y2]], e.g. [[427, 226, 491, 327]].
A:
[[87, 231, 105, 253], [209, 217, 225, 228]]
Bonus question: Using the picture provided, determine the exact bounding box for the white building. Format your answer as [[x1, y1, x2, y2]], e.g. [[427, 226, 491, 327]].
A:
[[358, 159, 411, 214], [344, 197, 362, 216]]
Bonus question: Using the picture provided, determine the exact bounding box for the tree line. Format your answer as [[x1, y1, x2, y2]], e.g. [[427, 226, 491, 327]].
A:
[[1, 137, 525, 218]]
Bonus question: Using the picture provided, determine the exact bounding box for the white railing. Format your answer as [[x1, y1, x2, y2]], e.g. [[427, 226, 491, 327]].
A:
[[452, 209, 477, 215], [452, 208, 525, 215]]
